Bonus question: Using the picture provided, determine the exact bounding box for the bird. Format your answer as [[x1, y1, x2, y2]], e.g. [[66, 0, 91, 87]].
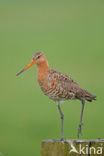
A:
[[16, 52, 96, 140]]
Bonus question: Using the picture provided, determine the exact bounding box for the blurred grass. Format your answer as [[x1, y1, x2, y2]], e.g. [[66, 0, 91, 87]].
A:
[[0, 0, 104, 156]]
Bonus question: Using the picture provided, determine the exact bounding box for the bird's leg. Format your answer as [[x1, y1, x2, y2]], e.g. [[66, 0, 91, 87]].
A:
[[56, 101, 64, 140], [77, 99, 85, 138]]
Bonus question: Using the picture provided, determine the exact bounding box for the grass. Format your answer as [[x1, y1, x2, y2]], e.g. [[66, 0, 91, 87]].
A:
[[0, 0, 104, 155]]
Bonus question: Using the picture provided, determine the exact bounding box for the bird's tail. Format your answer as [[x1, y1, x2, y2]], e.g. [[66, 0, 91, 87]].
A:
[[82, 90, 96, 102], [76, 89, 96, 102]]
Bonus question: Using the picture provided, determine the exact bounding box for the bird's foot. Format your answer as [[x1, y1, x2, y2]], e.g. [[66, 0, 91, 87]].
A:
[[60, 137, 65, 141], [77, 123, 83, 138]]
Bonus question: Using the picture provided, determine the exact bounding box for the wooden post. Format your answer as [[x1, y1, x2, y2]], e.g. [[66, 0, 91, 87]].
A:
[[41, 139, 104, 156]]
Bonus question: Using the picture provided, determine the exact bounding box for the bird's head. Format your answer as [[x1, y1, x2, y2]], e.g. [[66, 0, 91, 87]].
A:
[[16, 52, 48, 76], [33, 52, 46, 65]]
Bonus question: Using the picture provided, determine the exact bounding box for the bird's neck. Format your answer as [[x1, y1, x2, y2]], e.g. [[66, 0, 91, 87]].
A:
[[37, 60, 50, 75]]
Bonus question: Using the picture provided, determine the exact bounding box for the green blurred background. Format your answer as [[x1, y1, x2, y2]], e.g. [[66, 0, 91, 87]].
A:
[[0, 0, 104, 155]]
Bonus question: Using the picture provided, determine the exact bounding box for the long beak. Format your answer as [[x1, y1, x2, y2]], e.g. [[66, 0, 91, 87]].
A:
[[16, 60, 35, 76]]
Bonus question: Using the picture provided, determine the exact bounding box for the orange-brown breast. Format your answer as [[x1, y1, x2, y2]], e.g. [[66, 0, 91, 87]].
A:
[[37, 68, 74, 101]]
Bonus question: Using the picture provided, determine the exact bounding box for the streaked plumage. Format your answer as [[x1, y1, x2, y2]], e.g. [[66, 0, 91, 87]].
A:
[[38, 69, 96, 102]]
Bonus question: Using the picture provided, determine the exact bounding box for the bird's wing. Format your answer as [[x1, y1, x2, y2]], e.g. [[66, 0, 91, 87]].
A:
[[49, 70, 81, 99], [49, 70, 96, 101]]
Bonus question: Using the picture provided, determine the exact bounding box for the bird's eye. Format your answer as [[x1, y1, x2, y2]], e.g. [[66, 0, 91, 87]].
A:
[[37, 55, 41, 59]]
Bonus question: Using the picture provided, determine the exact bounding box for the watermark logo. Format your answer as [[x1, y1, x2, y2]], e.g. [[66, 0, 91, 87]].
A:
[[70, 144, 79, 153], [69, 143, 103, 155]]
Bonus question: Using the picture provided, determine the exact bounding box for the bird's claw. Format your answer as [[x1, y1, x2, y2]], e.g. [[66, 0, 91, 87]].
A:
[[60, 137, 65, 141]]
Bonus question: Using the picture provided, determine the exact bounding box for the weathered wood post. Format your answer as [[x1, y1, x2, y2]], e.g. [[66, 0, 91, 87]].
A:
[[41, 139, 104, 156]]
